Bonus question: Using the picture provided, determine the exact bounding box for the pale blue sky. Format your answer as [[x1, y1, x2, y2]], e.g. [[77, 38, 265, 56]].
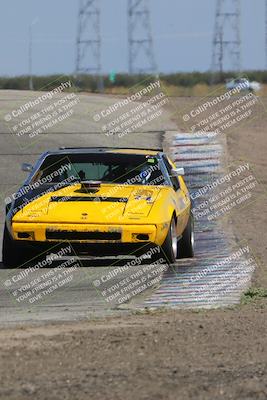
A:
[[0, 0, 265, 76]]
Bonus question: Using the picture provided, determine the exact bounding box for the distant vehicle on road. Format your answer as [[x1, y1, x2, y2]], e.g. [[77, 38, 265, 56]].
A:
[[226, 78, 261, 92]]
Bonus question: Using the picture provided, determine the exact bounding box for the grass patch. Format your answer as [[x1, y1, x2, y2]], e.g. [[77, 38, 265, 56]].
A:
[[1, 72, 267, 97], [241, 287, 267, 304]]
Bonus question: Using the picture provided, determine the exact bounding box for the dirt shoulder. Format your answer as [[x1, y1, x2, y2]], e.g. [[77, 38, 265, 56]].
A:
[[226, 97, 267, 288], [0, 301, 266, 400], [168, 95, 267, 288]]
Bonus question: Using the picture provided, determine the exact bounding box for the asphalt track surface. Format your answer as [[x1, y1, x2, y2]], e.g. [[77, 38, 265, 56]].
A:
[[0, 90, 254, 325], [0, 89, 174, 325]]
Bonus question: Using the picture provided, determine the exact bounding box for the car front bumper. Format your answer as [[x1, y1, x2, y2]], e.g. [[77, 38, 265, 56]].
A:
[[11, 222, 167, 246]]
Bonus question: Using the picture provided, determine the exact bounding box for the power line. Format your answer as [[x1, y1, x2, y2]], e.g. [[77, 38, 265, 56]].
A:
[[29, 23, 33, 90], [265, 0, 267, 68]]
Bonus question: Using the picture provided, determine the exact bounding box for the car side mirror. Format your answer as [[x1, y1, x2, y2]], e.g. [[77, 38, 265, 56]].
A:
[[171, 167, 185, 176], [21, 163, 33, 172]]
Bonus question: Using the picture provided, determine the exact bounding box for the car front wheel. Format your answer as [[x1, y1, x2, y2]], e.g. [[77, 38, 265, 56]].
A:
[[179, 213, 194, 258], [2, 224, 33, 269], [161, 217, 178, 264]]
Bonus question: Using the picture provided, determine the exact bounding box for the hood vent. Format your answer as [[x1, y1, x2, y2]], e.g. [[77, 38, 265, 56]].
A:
[[50, 196, 128, 203]]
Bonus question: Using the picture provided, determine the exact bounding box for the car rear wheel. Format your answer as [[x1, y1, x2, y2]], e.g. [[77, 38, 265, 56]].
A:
[[179, 213, 194, 258], [161, 217, 178, 264]]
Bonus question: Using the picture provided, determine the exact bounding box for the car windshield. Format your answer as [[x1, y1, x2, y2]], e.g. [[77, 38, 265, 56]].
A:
[[30, 153, 168, 186]]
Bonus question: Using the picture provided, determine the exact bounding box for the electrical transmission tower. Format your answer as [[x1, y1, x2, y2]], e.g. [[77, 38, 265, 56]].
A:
[[76, 0, 103, 90], [128, 0, 157, 74], [211, 0, 241, 76]]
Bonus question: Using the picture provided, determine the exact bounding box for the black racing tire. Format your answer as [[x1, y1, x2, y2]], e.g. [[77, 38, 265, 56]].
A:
[[179, 213, 194, 259], [161, 217, 178, 264], [2, 224, 33, 269]]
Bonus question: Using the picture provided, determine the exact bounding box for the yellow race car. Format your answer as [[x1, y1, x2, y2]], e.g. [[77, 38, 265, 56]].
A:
[[2, 147, 194, 267]]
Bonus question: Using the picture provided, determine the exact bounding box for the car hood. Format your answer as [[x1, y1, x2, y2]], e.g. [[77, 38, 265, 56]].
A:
[[12, 183, 163, 223]]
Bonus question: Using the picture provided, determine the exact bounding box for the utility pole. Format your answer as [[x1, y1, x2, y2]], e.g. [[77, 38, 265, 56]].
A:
[[211, 0, 241, 79], [29, 23, 34, 90], [128, 0, 157, 75], [76, 0, 103, 92], [265, 0, 267, 68]]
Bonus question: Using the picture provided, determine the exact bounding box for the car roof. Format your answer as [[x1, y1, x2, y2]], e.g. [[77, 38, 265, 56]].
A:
[[44, 147, 162, 157]]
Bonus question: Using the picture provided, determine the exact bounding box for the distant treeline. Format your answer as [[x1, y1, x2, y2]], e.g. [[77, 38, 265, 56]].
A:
[[1, 71, 267, 91]]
